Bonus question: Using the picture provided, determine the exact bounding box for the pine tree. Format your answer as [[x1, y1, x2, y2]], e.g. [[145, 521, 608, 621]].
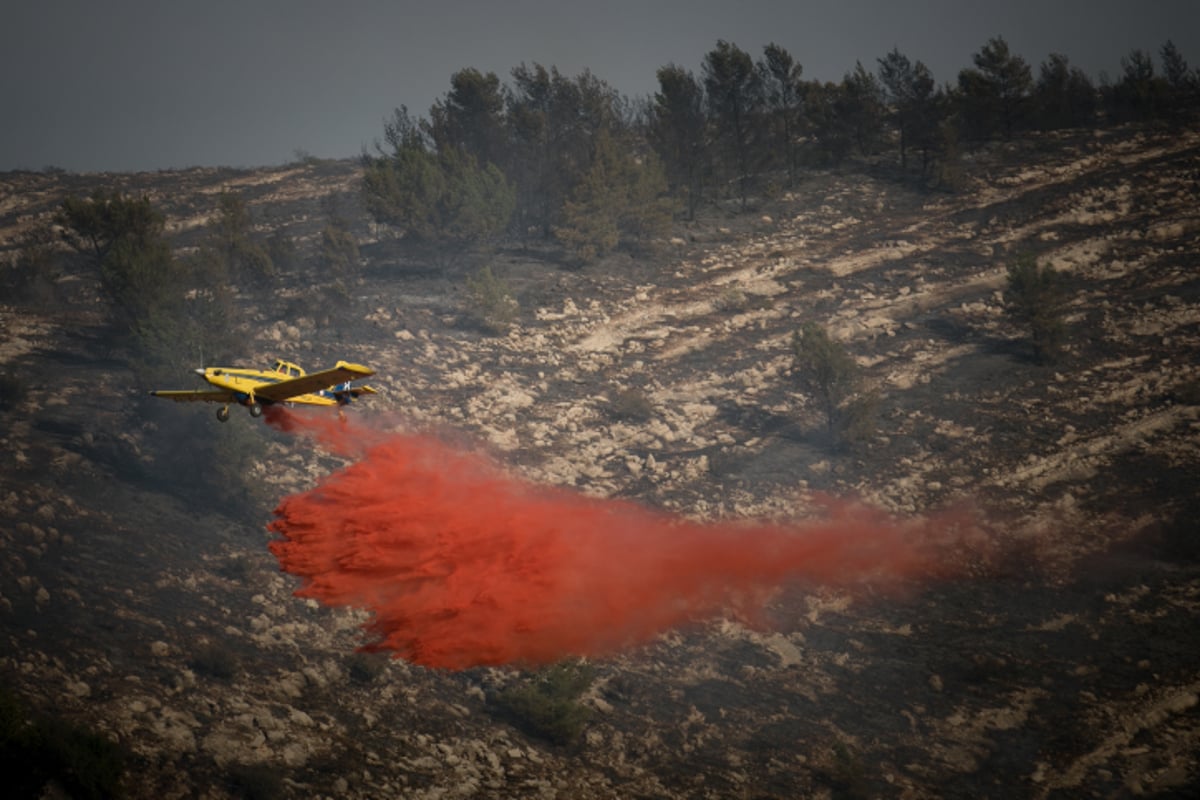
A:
[[1034, 53, 1097, 129], [555, 129, 674, 262], [957, 36, 1033, 140], [362, 106, 514, 263], [648, 64, 707, 218], [757, 43, 804, 185], [878, 49, 938, 171], [703, 40, 762, 208]]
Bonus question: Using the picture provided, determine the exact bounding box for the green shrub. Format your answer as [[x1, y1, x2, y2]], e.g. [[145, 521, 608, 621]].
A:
[[489, 660, 595, 745], [827, 739, 871, 799], [58, 190, 182, 334], [0, 372, 24, 411], [1005, 253, 1067, 363], [713, 287, 750, 313], [238, 243, 277, 285], [464, 265, 518, 334], [346, 652, 388, 685], [713, 286, 772, 313], [1173, 377, 1200, 406], [837, 390, 881, 447], [38, 717, 126, 800], [265, 229, 300, 274], [607, 388, 655, 422], [211, 191, 275, 286], [0, 685, 126, 800], [9, 223, 61, 305], [227, 762, 284, 800], [791, 322, 878, 448], [320, 224, 360, 279], [189, 643, 239, 681]]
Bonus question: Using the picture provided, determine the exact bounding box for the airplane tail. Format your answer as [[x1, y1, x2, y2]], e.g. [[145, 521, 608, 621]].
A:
[[332, 382, 377, 405]]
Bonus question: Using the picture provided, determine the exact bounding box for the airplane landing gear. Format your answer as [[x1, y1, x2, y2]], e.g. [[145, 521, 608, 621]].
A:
[[216, 406, 230, 422], [248, 402, 263, 418]]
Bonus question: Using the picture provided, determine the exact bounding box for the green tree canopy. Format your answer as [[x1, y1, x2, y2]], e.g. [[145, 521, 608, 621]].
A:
[[58, 189, 164, 271], [554, 129, 674, 262], [808, 63, 885, 163], [957, 36, 1033, 140], [648, 64, 708, 219], [841, 61, 886, 156], [57, 191, 235, 380], [1107, 48, 1165, 121], [1160, 40, 1193, 92], [877, 48, 939, 170], [207, 190, 274, 285], [428, 67, 508, 170], [363, 106, 515, 261], [804, 81, 852, 164], [703, 40, 762, 207], [792, 322, 858, 429], [1159, 40, 1198, 124], [1033, 53, 1097, 129], [504, 64, 623, 237], [57, 190, 178, 330], [757, 43, 804, 185]]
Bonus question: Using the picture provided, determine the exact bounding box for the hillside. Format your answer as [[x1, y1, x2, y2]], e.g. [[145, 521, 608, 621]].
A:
[[1, 124, 1199, 798]]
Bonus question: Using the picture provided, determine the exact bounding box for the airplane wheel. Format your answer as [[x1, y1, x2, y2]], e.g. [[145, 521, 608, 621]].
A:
[[248, 402, 263, 418], [216, 406, 230, 422]]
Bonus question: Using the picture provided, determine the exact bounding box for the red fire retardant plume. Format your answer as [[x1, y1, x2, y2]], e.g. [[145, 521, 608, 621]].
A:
[[266, 408, 968, 670]]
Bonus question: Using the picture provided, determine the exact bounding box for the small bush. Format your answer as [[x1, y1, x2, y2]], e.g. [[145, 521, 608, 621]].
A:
[[38, 717, 126, 800], [713, 287, 750, 313], [791, 322, 878, 448], [238, 243, 276, 286], [1005, 253, 1067, 363], [1173, 377, 1200, 406], [265, 229, 299, 274], [8, 223, 61, 305], [227, 762, 284, 800], [346, 652, 388, 685], [189, 643, 239, 681], [0, 372, 24, 411], [489, 660, 595, 746], [827, 739, 872, 799], [837, 390, 881, 447], [607, 388, 655, 422], [714, 286, 772, 313], [298, 280, 354, 328], [0, 685, 126, 800], [464, 265, 518, 335], [320, 224, 360, 279]]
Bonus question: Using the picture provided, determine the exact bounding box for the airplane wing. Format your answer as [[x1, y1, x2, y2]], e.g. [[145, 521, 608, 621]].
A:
[[255, 361, 375, 403], [149, 389, 236, 404]]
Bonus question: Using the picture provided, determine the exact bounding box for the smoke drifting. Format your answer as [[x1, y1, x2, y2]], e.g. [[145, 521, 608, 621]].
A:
[[266, 408, 974, 669]]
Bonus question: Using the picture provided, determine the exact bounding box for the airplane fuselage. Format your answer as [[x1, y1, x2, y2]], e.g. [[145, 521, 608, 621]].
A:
[[197, 365, 343, 408], [150, 358, 376, 421]]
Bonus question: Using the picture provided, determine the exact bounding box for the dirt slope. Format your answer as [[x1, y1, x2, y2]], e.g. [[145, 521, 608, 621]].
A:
[[1, 125, 1198, 798]]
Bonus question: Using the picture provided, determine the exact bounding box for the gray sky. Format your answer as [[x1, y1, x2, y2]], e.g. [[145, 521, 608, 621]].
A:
[[3, 0, 1197, 172]]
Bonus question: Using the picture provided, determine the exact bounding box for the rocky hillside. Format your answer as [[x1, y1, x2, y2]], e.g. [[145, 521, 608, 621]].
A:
[[1, 125, 1198, 798]]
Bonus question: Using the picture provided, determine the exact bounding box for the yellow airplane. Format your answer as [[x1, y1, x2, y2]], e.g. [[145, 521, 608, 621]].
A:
[[150, 358, 377, 421]]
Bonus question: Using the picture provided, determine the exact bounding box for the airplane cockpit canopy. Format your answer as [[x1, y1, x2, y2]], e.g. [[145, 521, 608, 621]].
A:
[[272, 359, 306, 377]]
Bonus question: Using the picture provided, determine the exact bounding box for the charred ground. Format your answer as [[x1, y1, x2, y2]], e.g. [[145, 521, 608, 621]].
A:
[[1, 125, 1198, 798]]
